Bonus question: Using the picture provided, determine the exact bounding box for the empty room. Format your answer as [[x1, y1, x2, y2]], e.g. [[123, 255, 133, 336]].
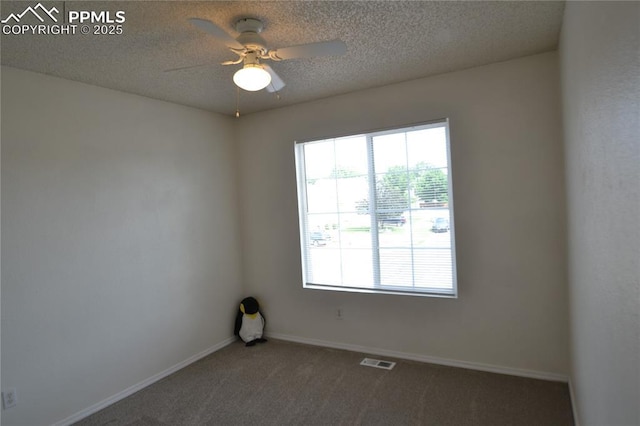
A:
[[1, 1, 638, 425]]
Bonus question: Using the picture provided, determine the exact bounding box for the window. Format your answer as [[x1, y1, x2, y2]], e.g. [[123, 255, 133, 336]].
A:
[[295, 120, 457, 297]]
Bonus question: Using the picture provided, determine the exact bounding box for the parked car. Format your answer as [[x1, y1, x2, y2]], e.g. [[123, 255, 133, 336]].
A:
[[380, 216, 406, 227], [431, 217, 450, 233], [310, 231, 329, 246]]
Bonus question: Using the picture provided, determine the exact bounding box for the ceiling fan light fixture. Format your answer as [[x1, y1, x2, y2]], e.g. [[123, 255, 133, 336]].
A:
[[233, 64, 271, 91]]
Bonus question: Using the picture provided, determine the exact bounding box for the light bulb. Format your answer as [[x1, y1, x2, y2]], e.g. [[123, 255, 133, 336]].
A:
[[233, 64, 271, 91]]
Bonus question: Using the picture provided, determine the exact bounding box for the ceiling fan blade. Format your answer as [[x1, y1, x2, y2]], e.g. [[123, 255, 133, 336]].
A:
[[163, 62, 216, 73], [188, 18, 244, 50], [263, 65, 285, 92], [271, 39, 346, 60]]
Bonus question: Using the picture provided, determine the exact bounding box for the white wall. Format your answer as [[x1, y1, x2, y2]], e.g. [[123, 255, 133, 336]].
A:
[[560, 2, 640, 425], [237, 52, 569, 376], [1, 67, 243, 425]]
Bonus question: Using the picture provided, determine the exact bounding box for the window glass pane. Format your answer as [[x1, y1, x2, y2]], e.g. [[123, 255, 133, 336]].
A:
[[306, 213, 338, 234], [379, 248, 413, 286], [303, 141, 335, 180], [305, 245, 375, 287], [341, 248, 374, 287], [378, 220, 412, 247], [306, 247, 342, 286], [407, 127, 448, 170], [336, 216, 371, 251], [336, 176, 369, 214], [372, 133, 407, 172], [306, 178, 337, 213], [334, 136, 368, 177], [374, 173, 410, 212], [412, 249, 454, 289], [372, 134, 410, 232], [407, 128, 450, 208]]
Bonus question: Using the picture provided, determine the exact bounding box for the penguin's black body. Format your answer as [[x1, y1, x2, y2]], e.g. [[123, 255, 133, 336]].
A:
[[234, 297, 267, 347]]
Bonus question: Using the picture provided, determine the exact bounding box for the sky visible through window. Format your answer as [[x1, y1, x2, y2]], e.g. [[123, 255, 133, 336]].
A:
[[304, 127, 448, 180]]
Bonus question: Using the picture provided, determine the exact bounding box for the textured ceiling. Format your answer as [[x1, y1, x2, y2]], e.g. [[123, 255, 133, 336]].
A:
[[1, 1, 565, 116]]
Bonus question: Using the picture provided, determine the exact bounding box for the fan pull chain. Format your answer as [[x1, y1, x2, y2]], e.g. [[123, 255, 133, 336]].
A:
[[268, 82, 281, 100], [235, 86, 241, 118]]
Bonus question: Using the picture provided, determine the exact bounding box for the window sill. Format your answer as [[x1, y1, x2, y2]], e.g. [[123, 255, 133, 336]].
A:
[[303, 283, 458, 299]]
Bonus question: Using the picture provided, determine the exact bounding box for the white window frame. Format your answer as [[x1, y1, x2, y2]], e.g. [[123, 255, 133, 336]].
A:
[[295, 120, 457, 298]]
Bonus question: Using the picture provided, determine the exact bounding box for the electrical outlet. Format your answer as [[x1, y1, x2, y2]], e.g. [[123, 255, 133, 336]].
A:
[[2, 388, 17, 409]]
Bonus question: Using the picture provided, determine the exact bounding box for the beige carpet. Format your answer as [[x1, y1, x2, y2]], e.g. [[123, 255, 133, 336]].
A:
[[75, 339, 574, 425]]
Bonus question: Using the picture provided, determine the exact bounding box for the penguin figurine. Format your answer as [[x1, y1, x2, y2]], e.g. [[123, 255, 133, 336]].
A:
[[234, 297, 267, 347]]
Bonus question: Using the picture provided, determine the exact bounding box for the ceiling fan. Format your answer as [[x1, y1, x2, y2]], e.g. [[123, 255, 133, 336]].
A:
[[182, 17, 347, 93]]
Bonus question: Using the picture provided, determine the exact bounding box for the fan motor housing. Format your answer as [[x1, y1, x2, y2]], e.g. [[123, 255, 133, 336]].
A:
[[235, 18, 267, 51], [235, 18, 263, 33], [236, 32, 267, 51]]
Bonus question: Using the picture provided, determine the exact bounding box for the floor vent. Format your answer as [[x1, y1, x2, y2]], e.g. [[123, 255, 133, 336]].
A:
[[360, 358, 396, 370]]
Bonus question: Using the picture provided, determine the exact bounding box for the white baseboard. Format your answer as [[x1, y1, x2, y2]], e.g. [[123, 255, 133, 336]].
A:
[[268, 332, 569, 383], [53, 336, 237, 426]]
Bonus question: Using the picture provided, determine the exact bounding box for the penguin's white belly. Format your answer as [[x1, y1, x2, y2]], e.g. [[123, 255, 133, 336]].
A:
[[239, 313, 264, 342]]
